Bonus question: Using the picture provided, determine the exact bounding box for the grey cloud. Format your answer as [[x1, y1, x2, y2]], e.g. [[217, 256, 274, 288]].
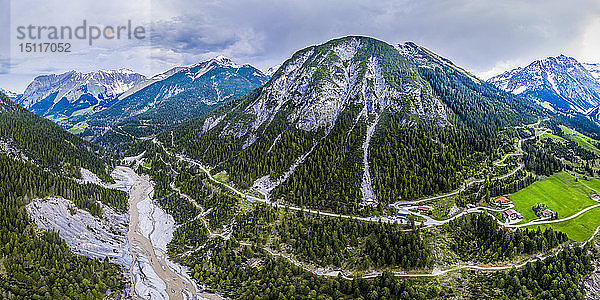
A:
[[149, 0, 600, 75], [2, 0, 600, 91]]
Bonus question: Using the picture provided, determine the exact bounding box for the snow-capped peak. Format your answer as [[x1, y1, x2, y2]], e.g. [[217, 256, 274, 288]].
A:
[[265, 64, 281, 77], [583, 62, 600, 82], [487, 54, 600, 113], [0, 88, 19, 100], [212, 55, 241, 68]]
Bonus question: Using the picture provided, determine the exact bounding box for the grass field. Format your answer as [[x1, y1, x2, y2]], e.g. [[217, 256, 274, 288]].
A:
[[511, 173, 600, 242], [509, 172, 598, 222], [559, 125, 600, 155], [582, 177, 600, 192], [71, 106, 96, 117], [528, 207, 600, 242], [68, 121, 89, 135], [539, 132, 564, 140]]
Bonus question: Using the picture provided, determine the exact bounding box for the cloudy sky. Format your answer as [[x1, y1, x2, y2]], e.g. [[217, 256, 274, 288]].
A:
[[1, 0, 600, 92]]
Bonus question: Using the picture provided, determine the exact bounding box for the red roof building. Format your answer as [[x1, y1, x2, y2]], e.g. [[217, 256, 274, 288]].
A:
[[494, 196, 513, 206]]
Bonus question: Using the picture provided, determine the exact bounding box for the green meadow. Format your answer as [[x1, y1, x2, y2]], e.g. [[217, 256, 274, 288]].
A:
[[509, 172, 600, 241], [510, 172, 598, 222]]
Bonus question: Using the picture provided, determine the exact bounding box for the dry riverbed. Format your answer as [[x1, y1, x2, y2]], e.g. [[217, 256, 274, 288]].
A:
[[27, 166, 220, 300]]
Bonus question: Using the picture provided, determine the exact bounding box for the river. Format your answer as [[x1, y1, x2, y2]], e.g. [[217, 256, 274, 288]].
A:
[[120, 166, 221, 300]]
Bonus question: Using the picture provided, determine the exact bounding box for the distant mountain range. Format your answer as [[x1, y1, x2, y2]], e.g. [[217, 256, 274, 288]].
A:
[[487, 55, 600, 117], [0, 88, 20, 100], [0, 92, 112, 179], [14, 56, 269, 151], [86, 56, 269, 139], [16, 69, 147, 120]]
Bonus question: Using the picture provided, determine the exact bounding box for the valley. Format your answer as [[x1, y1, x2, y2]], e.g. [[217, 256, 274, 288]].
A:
[[3, 34, 600, 299]]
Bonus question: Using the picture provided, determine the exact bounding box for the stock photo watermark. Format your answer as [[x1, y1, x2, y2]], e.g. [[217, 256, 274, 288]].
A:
[[15, 20, 147, 53]]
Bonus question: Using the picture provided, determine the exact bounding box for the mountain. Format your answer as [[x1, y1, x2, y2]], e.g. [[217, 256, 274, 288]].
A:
[[0, 88, 19, 100], [17, 69, 147, 127], [166, 36, 538, 215], [83, 56, 270, 147], [583, 62, 600, 82], [487, 55, 600, 113]]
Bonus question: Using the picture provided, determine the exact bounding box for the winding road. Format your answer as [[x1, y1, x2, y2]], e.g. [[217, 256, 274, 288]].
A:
[[393, 118, 544, 207], [147, 117, 600, 280], [156, 117, 547, 229]]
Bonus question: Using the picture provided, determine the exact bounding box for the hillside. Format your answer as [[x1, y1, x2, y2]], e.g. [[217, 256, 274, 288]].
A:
[[0, 91, 128, 298], [0, 93, 116, 180], [165, 36, 540, 215]]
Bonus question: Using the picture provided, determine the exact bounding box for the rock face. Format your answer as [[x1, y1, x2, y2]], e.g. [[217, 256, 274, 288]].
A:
[[26, 197, 133, 268], [487, 55, 600, 114], [17, 69, 147, 118]]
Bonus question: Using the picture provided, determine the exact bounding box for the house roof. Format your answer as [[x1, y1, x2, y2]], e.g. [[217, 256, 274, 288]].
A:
[[495, 196, 511, 203]]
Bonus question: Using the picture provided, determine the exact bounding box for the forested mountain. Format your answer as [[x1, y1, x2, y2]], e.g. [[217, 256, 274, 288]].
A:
[[166, 36, 540, 215], [487, 55, 600, 114], [0, 93, 115, 180], [0, 92, 126, 298], [83, 56, 270, 150]]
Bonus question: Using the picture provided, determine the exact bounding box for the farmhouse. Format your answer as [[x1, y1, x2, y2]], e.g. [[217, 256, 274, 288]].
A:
[[540, 209, 555, 218], [417, 206, 431, 213], [502, 209, 523, 221], [494, 196, 513, 207]]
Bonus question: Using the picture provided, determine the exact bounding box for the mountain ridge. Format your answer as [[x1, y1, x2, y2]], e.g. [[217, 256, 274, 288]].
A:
[[83, 56, 270, 149], [487, 55, 600, 114], [18, 69, 148, 117]]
